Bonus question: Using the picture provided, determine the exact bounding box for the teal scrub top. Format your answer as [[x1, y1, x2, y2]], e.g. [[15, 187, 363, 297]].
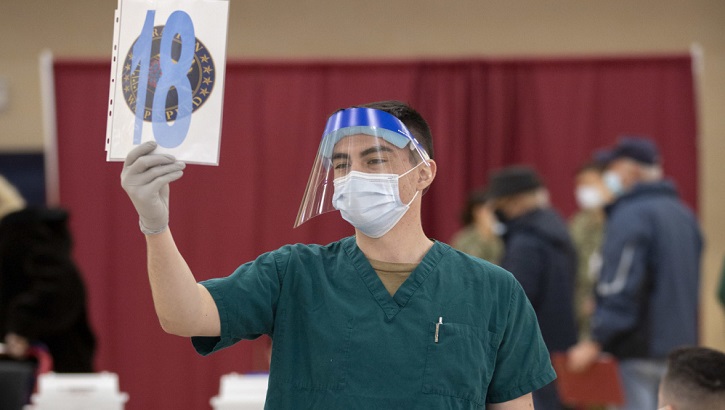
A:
[[192, 237, 555, 409]]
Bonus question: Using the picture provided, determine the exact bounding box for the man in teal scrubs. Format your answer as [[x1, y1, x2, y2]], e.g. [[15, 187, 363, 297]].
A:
[[121, 100, 556, 409]]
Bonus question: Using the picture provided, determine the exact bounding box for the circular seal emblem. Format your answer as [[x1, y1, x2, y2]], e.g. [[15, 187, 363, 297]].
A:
[[121, 25, 215, 122]]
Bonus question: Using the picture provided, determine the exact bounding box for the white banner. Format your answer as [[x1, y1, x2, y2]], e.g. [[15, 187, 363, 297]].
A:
[[106, 0, 229, 165]]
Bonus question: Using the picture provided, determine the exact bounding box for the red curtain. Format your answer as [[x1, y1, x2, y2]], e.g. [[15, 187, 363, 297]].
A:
[[53, 55, 697, 410]]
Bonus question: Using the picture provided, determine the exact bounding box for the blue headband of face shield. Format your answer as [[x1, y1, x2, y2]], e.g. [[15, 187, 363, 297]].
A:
[[319, 108, 430, 165]]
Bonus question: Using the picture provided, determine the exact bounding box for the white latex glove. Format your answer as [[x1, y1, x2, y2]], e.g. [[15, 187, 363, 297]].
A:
[[121, 141, 186, 234]]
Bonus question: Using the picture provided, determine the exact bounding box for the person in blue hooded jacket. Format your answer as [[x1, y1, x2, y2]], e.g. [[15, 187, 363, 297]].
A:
[[568, 137, 702, 410], [487, 165, 578, 410]]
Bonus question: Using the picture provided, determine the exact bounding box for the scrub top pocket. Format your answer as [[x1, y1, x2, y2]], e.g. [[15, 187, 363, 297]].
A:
[[421, 321, 497, 406]]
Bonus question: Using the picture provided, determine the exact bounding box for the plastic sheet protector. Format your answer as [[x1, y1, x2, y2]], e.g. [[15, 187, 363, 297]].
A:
[[106, 0, 229, 165]]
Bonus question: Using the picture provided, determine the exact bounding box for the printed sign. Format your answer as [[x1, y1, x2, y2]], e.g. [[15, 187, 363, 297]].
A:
[[106, 0, 229, 165]]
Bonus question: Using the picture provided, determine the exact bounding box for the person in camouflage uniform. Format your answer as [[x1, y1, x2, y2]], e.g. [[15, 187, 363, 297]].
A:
[[451, 188, 504, 264]]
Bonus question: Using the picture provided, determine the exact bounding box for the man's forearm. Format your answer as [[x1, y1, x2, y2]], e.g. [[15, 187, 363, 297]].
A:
[[146, 228, 220, 337], [488, 393, 533, 409]]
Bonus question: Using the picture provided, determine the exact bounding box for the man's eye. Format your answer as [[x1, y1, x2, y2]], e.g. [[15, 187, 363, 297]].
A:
[[367, 158, 386, 165], [334, 162, 350, 170]]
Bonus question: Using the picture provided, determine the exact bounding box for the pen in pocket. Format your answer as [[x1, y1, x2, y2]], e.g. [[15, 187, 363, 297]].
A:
[[435, 316, 443, 343]]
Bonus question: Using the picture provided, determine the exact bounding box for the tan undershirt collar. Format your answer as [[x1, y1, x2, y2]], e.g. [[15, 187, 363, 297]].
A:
[[368, 258, 419, 297]]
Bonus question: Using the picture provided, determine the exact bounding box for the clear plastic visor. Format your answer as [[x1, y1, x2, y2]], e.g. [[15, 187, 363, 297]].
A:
[[294, 108, 430, 228]]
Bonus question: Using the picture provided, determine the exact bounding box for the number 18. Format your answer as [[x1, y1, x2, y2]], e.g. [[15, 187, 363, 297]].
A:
[[131, 10, 195, 148]]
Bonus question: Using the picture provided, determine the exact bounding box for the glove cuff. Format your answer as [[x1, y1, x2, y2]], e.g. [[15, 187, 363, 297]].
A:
[[139, 219, 168, 235]]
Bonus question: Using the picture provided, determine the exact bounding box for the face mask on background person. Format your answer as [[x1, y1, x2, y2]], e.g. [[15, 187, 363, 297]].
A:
[[491, 220, 507, 236], [332, 164, 421, 238], [493, 209, 509, 225], [603, 171, 624, 197], [575, 185, 606, 210]]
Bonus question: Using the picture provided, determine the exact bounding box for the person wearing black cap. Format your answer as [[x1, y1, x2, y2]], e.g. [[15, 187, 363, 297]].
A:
[[568, 137, 702, 410], [487, 165, 578, 410], [596, 136, 664, 197]]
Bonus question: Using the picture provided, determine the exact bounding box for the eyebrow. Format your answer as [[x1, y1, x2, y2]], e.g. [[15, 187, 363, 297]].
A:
[[331, 145, 394, 160], [359, 146, 394, 157]]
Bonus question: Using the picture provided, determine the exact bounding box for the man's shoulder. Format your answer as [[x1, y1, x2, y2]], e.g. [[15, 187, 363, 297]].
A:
[[440, 242, 517, 284], [616, 181, 681, 207], [609, 191, 654, 218], [569, 209, 600, 229], [503, 225, 548, 252], [252, 237, 352, 270], [450, 226, 477, 246], [270, 237, 351, 254], [612, 184, 693, 223]]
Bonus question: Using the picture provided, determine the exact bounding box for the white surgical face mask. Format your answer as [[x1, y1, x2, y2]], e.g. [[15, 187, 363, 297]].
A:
[[332, 164, 421, 238], [492, 220, 507, 236], [603, 171, 624, 197], [576, 185, 605, 210]]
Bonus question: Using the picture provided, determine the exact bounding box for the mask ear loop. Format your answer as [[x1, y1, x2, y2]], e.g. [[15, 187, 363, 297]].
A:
[[405, 141, 433, 196], [404, 190, 420, 207], [397, 161, 424, 179], [397, 162, 424, 206]]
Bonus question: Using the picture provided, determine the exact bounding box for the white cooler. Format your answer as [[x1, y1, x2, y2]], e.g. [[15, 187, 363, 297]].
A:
[[28, 372, 128, 410], [210, 373, 268, 410]]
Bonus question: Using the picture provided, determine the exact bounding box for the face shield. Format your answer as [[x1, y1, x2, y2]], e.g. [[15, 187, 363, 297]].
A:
[[294, 107, 431, 228]]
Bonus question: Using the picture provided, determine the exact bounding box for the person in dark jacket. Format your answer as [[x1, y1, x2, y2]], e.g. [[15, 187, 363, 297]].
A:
[[487, 165, 578, 410], [568, 137, 702, 410], [0, 207, 96, 373]]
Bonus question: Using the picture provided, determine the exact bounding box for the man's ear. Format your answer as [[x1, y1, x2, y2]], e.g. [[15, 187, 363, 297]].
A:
[[417, 160, 436, 190]]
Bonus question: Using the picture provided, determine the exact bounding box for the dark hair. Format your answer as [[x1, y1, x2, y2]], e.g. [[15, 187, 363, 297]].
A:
[[356, 100, 435, 159], [661, 346, 725, 409], [0, 207, 73, 253], [575, 160, 605, 177], [461, 188, 488, 226]]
